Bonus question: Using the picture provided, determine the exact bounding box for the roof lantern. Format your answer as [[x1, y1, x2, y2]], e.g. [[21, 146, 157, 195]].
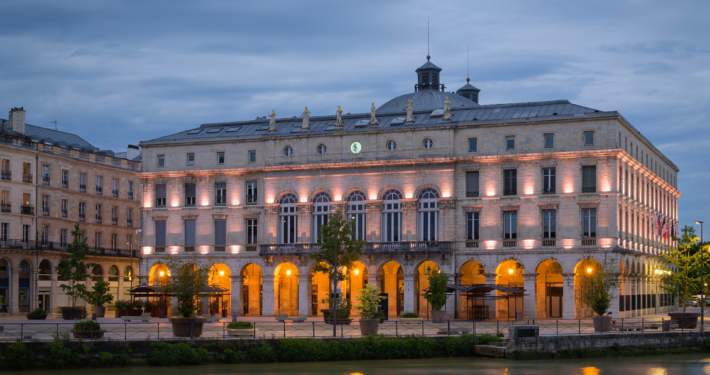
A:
[[415, 55, 444, 92], [456, 78, 481, 104]]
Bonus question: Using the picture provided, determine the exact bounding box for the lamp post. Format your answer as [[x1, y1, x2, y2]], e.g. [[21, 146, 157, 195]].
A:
[[696, 221, 704, 328]]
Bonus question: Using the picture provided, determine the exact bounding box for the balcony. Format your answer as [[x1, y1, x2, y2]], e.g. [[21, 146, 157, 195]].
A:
[[112, 217, 118, 225], [465, 240, 479, 248], [214, 246, 226, 252], [542, 239, 556, 247], [22, 174, 32, 183], [128, 192, 133, 200], [21, 205, 34, 215], [582, 187, 596, 193], [1, 170, 10, 180], [113, 190, 119, 198], [61, 209, 68, 218], [62, 180, 68, 189], [80, 184, 86, 193], [1, 203, 10, 212], [156, 198, 166, 208], [246, 195, 257, 205], [245, 245, 257, 252], [502, 240, 517, 247], [95, 215, 102, 224], [259, 241, 453, 257], [582, 238, 597, 246], [127, 218, 133, 227], [1, 239, 135, 257], [42, 176, 50, 186], [184, 246, 195, 252], [96, 186, 103, 195]]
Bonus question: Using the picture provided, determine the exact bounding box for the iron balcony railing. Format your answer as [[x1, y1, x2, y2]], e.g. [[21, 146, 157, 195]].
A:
[[62, 180, 68, 189], [80, 184, 86, 193], [96, 215, 102, 224], [259, 241, 453, 257], [42, 207, 49, 216], [42, 176, 50, 186], [503, 189, 517, 196], [582, 187, 596, 193], [113, 190, 119, 198], [127, 218, 133, 227], [22, 174, 32, 183], [21, 205, 34, 215], [466, 192, 479, 198], [96, 186, 103, 195], [246, 195, 257, 205], [127, 192, 133, 200], [1, 203, 10, 212], [542, 188, 556, 194], [1, 170, 10, 180], [61, 209, 68, 218], [79, 215, 86, 222], [0, 240, 136, 257], [112, 217, 118, 225]]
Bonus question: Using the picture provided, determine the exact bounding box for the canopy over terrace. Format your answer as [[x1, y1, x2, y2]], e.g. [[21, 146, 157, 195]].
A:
[[128, 284, 231, 316], [449, 284, 527, 321]]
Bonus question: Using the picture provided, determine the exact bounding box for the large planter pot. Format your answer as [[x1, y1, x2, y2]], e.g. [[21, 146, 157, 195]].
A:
[[592, 316, 613, 332], [129, 309, 142, 316], [92, 306, 107, 318], [430, 310, 446, 323], [149, 308, 160, 318], [399, 317, 423, 324], [169, 317, 207, 337], [71, 330, 106, 339], [222, 310, 229, 318], [359, 319, 380, 336], [669, 312, 700, 329], [227, 328, 256, 337], [60, 306, 86, 320], [26, 314, 47, 320]]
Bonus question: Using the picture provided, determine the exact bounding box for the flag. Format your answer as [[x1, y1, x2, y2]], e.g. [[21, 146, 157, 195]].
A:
[[662, 217, 668, 239]]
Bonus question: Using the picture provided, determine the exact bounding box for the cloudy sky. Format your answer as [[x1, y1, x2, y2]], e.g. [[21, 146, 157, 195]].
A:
[[1, 0, 708, 230]]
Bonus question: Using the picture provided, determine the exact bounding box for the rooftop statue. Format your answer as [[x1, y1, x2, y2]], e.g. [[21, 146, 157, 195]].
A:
[[443, 97, 451, 121], [268, 110, 277, 133], [335, 105, 343, 129], [370, 103, 379, 126], [301, 107, 311, 130], [405, 100, 414, 123]]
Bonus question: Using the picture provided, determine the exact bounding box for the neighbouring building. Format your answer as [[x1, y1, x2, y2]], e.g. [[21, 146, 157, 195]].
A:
[[0, 107, 141, 315], [138, 57, 680, 320]]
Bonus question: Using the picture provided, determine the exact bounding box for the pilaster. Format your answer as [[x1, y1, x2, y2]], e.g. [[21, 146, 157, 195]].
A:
[[522, 273, 537, 319], [262, 275, 275, 317], [297, 274, 311, 317], [562, 273, 576, 319]]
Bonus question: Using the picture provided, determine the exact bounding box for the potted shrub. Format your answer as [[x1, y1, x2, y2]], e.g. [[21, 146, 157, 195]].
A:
[[221, 300, 229, 318], [114, 300, 128, 318], [71, 320, 106, 339], [130, 300, 144, 316], [322, 296, 352, 324], [355, 284, 386, 335], [85, 279, 114, 318], [226, 321, 255, 337], [160, 256, 214, 337], [575, 259, 618, 332], [26, 308, 47, 320], [56, 224, 97, 320], [662, 226, 707, 329], [400, 312, 422, 324], [423, 272, 449, 323]]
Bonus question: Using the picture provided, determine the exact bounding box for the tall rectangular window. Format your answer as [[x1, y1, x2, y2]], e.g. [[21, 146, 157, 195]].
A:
[[1, 159, 9, 180], [504, 169, 517, 196], [111, 206, 118, 225], [157, 155, 165, 167], [542, 168, 556, 194], [504, 212, 517, 239], [217, 152, 225, 164], [543, 210, 556, 238], [185, 183, 196, 206], [279, 208, 297, 244], [187, 153, 195, 166], [184, 220, 196, 250], [60, 229, 67, 247], [215, 182, 227, 205], [80, 173, 86, 192], [96, 176, 103, 195], [544, 133, 554, 148], [79, 202, 86, 221], [61, 199, 67, 217], [584, 131, 595, 146], [468, 138, 478, 152], [0, 190, 7, 212], [22, 162, 31, 183], [112, 178, 119, 197], [246, 181, 257, 204], [95, 204, 102, 223], [466, 212, 479, 240], [506, 136, 515, 150], [248, 150, 256, 163], [1, 222, 7, 242], [23, 224, 30, 243], [156, 184, 166, 207], [42, 165, 50, 185], [247, 219, 258, 244], [127, 208, 133, 226], [582, 166, 597, 193], [155, 221, 166, 248], [42, 225, 49, 245], [583, 209, 597, 238], [111, 234, 118, 250], [466, 171, 479, 197], [215, 219, 227, 246], [42, 195, 49, 215], [62, 170, 69, 188], [95, 232, 102, 250]]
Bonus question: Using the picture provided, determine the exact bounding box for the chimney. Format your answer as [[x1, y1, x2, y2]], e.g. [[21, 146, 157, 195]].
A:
[[126, 144, 140, 161], [8, 107, 25, 134]]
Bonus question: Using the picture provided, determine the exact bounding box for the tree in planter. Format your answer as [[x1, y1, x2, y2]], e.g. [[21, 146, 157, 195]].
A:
[[355, 284, 386, 319], [309, 210, 366, 330], [423, 272, 449, 311], [159, 256, 215, 318], [55, 225, 96, 313], [85, 280, 114, 311], [660, 226, 708, 313], [575, 259, 618, 317]]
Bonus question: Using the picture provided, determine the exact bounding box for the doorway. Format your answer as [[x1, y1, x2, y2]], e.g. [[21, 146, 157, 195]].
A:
[[546, 283, 563, 318]]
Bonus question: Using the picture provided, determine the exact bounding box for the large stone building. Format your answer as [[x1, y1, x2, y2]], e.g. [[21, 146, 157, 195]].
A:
[[0, 107, 141, 315], [138, 57, 680, 320]]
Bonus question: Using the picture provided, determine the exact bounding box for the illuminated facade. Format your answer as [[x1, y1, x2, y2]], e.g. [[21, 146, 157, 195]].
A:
[[138, 58, 680, 320]]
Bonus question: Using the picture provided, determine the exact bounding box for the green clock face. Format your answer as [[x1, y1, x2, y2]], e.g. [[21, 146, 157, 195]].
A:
[[350, 141, 362, 154]]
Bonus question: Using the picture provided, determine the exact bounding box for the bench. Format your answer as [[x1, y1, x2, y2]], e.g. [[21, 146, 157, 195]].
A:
[[121, 313, 152, 322], [275, 314, 306, 323], [199, 314, 221, 323]]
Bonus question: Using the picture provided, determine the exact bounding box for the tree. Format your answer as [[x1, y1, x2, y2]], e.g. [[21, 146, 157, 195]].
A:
[[55, 224, 96, 307], [355, 284, 386, 319], [159, 256, 215, 318], [575, 260, 618, 316], [660, 226, 709, 313], [423, 272, 449, 311], [85, 280, 114, 307]]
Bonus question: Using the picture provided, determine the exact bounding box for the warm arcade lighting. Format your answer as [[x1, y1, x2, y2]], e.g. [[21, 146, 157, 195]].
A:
[[219, 270, 224, 276], [508, 269, 514, 275], [159, 271, 165, 277], [286, 270, 292, 276], [587, 267, 593, 274], [354, 269, 359, 275]]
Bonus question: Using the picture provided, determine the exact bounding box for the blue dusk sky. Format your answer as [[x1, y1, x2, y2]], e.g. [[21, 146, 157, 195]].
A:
[[0, 1, 708, 231]]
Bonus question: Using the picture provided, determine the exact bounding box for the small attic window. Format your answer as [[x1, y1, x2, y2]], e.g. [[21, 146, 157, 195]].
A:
[[226, 127, 240, 132], [391, 117, 405, 125], [188, 129, 202, 135], [356, 120, 368, 126], [256, 125, 269, 131], [207, 128, 221, 133], [325, 125, 335, 131], [430, 109, 444, 117], [291, 127, 302, 133]]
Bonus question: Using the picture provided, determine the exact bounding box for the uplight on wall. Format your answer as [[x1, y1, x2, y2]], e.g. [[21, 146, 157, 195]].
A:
[[286, 270, 292, 276], [142, 247, 152, 255], [219, 270, 225, 276], [354, 269, 360, 275]]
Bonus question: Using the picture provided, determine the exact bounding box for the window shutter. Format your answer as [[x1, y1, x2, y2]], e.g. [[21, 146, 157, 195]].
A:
[[185, 183, 196, 197], [155, 221, 166, 247], [466, 171, 479, 196], [156, 184, 166, 200], [185, 220, 196, 246], [215, 219, 226, 246]]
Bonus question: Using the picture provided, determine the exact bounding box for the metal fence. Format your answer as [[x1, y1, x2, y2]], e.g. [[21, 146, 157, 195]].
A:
[[0, 317, 697, 342]]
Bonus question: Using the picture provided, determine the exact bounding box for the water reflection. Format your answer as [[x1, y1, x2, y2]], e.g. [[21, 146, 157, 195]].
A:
[[580, 367, 601, 375], [647, 369, 667, 375]]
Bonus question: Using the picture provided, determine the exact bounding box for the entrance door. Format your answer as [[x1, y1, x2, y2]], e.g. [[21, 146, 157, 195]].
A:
[[38, 293, 50, 312], [507, 296, 523, 318], [546, 283, 563, 318], [311, 284, 318, 316], [242, 284, 249, 315]]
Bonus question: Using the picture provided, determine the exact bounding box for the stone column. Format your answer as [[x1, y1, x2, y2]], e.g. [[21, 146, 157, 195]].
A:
[[562, 273, 576, 319], [50, 272, 57, 316], [484, 273, 497, 319], [230, 275, 243, 316], [117, 270, 124, 303], [629, 276, 637, 317], [402, 274, 416, 315], [262, 275, 275, 317], [297, 274, 311, 317], [523, 273, 538, 320], [445, 273, 456, 319], [608, 273, 620, 319], [31, 270, 39, 312]]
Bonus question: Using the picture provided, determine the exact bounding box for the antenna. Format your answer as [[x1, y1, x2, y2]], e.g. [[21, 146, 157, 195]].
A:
[[427, 17, 430, 59], [467, 44, 470, 80], [49, 120, 57, 130]]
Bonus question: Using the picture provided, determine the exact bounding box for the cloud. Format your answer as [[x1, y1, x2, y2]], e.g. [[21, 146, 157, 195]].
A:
[[632, 62, 677, 75], [601, 40, 710, 60]]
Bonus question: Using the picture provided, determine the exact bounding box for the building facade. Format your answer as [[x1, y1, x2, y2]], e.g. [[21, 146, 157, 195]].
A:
[[138, 58, 680, 320], [0, 107, 141, 315]]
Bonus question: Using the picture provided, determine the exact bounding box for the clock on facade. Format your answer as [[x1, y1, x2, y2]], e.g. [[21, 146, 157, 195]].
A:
[[350, 141, 362, 154]]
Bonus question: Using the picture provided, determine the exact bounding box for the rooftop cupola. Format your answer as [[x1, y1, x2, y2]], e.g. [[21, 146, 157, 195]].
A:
[[415, 55, 444, 92], [456, 78, 481, 104]]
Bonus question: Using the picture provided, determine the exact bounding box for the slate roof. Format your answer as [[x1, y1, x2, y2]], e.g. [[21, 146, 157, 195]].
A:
[[25, 124, 96, 150], [377, 90, 479, 113], [140, 99, 601, 146], [416, 59, 442, 71]]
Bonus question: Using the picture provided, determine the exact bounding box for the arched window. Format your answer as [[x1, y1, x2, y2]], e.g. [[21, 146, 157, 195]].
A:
[[417, 188, 440, 241], [381, 189, 403, 242], [279, 193, 298, 244], [39, 260, 51, 281], [346, 191, 367, 240], [108, 265, 119, 282], [92, 265, 103, 281], [124, 266, 133, 282], [312, 192, 332, 242]]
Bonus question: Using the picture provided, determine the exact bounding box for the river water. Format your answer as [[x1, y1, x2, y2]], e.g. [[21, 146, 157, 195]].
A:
[[8, 355, 710, 374]]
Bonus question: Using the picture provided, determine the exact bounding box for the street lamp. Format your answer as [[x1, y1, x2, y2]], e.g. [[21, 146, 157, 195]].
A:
[[696, 221, 704, 328]]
